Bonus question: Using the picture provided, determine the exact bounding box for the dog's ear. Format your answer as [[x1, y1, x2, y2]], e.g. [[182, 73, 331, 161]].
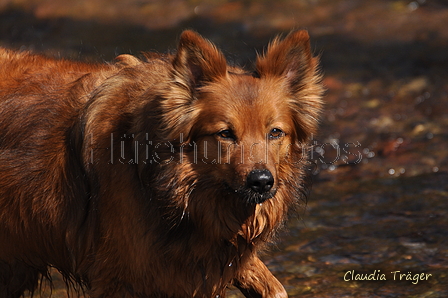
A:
[[173, 30, 227, 88], [256, 30, 324, 141], [256, 30, 318, 93]]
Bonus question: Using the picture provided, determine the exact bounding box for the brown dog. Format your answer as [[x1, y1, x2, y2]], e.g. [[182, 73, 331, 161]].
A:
[[0, 30, 323, 297]]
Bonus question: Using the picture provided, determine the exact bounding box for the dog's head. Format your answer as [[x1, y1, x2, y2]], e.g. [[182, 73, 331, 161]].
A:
[[156, 30, 323, 207]]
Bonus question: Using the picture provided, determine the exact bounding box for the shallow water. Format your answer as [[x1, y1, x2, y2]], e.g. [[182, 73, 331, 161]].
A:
[[263, 172, 448, 297], [2, 0, 447, 297]]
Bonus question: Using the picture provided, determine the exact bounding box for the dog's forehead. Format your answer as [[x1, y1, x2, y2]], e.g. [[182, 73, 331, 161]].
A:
[[205, 73, 287, 104], [199, 75, 292, 130]]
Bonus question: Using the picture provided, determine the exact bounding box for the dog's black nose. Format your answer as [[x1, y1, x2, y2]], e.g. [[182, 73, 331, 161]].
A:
[[246, 169, 274, 194]]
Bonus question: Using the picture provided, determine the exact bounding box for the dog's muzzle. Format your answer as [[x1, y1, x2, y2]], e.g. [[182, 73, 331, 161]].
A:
[[243, 169, 276, 205]]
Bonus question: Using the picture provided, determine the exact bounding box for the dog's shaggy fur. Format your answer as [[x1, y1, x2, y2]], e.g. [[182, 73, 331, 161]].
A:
[[0, 30, 323, 297]]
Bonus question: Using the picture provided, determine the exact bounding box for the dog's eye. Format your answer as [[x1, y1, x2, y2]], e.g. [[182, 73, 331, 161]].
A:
[[217, 129, 235, 140], [269, 128, 285, 139]]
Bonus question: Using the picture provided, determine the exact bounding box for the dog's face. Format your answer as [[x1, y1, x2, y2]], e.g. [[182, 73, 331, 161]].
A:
[[157, 30, 323, 207], [190, 75, 296, 204]]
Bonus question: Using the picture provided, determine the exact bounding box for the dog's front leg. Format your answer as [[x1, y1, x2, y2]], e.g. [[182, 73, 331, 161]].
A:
[[234, 256, 287, 298]]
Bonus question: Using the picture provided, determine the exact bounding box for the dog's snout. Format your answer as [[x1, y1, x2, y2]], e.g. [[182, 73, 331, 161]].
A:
[[246, 169, 274, 194]]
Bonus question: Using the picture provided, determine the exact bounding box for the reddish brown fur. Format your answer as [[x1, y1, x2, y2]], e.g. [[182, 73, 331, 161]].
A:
[[0, 30, 323, 297]]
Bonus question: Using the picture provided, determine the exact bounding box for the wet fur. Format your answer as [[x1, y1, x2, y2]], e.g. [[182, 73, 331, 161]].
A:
[[0, 30, 323, 297]]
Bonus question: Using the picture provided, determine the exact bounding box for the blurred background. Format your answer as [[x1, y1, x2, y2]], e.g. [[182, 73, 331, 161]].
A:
[[1, 0, 447, 297]]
